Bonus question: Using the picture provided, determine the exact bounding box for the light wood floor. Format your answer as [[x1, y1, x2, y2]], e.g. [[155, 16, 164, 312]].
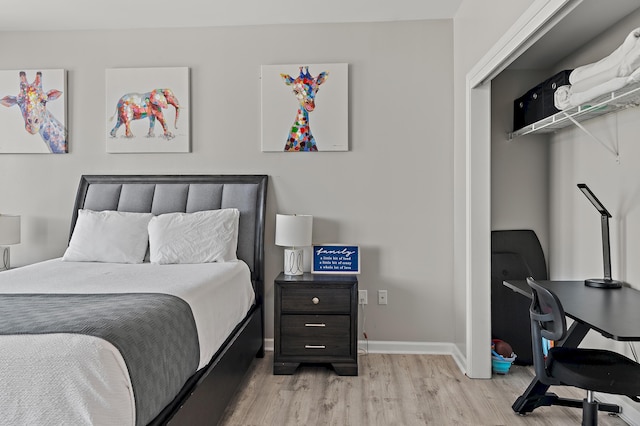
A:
[[219, 352, 628, 426]]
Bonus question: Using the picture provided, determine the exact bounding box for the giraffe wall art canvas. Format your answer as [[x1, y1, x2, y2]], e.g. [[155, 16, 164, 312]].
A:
[[0, 69, 67, 154], [106, 67, 190, 153], [261, 63, 348, 152]]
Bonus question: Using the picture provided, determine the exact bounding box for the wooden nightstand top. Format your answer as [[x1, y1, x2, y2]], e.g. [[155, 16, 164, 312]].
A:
[[275, 272, 358, 284]]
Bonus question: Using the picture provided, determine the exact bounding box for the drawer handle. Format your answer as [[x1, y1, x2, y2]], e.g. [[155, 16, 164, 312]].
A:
[[312, 297, 320, 305], [305, 345, 326, 349], [305, 323, 326, 327]]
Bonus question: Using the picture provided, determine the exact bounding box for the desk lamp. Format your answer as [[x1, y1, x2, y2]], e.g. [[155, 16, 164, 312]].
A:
[[577, 184, 622, 289], [0, 214, 21, 271], [275, 214, 312, 276]]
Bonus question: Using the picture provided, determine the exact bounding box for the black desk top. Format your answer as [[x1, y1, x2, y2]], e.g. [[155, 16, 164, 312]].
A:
[[504, 280, 640, 341]]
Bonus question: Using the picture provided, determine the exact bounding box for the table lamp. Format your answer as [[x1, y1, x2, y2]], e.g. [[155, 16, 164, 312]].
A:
[[577, 184, 622, 289], [0, 214, 21, 271], [275, 214, 312, 276]]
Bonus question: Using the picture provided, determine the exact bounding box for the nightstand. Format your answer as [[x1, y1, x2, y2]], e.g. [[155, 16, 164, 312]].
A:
[[273, 272, 358, 376]]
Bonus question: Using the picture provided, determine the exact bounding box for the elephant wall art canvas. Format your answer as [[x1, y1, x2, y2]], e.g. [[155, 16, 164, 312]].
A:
[[261, 63, 348, 152], [0, 69, 67, 154], [106, 67, 189, 153]]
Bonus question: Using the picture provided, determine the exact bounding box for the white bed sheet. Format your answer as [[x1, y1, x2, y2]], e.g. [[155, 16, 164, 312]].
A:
[[0, 259, 255, 426]]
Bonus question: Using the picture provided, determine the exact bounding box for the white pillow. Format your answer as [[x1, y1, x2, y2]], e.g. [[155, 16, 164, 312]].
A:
[[63, 209, 153, 264], [148, 209, 240, 264]]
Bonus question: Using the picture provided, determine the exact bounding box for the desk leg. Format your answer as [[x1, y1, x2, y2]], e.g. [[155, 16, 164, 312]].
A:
[[511, 322, 620, 416], [561, 321, 591, 348]]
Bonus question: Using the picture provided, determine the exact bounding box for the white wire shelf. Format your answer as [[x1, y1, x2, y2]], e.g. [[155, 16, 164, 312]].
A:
[[508, 79, 640, 140]]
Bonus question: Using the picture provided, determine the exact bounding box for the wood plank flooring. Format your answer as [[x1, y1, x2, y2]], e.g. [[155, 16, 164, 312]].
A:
[[219, 352, 628, 426]]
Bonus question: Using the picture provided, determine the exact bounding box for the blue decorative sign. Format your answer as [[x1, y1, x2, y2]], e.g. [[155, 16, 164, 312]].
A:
[[312, 244, 360, 274]]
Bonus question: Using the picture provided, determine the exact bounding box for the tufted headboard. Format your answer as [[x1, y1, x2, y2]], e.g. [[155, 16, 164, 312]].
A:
[[69, 175, 268, 292]]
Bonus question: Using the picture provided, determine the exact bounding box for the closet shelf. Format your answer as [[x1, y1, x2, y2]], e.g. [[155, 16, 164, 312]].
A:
[[508, 79, 640, 139]]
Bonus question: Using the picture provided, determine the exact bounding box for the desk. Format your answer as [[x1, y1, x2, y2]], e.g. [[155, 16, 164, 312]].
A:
[[503, 280, 640, 415]]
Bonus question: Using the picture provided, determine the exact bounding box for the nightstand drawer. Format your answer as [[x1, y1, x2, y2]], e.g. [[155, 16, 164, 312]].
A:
[[280, 315, 351, 356], [281, 287, 351, 314]]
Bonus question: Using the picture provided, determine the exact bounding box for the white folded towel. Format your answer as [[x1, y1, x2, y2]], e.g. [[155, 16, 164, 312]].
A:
[[571, 42, 640, 92], [570, 68, 618, 93], [554, 85, 572, 110], [555, 67, 640, 110], [570, 27, 640, 84]]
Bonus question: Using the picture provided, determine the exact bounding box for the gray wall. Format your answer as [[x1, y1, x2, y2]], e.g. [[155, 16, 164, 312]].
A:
[[0, 20, 454, 344], [491, 69, 550, 262], [549, 9, 640, 355], [452, 0, 536, 359]]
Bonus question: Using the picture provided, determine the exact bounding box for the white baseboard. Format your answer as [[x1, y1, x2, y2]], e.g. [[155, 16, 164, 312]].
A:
[[263, 338, 467, 374], [357, 340, 467, 374], [357, 339, 454, 354], [264, 338, 274, 352]]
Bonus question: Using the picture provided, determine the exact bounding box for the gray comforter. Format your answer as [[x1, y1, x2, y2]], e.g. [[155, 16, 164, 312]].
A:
[[0, 293, 200, 426]]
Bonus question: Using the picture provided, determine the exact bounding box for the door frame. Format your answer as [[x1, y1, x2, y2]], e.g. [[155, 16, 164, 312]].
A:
[[463, 0, 582, 378]]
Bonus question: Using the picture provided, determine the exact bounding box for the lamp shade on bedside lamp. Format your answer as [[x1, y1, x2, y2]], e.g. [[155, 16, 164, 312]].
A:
[[275, 214, 312, 276], [0, 214, 21, 270]]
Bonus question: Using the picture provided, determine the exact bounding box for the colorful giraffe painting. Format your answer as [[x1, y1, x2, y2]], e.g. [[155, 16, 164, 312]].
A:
[[280, 66, 329, 152], [0, 71, 67, 153]]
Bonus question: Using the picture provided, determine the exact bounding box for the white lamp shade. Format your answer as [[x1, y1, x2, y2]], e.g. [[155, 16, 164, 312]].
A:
[[0, 215, 20, 245], [275, 214, 312, 247]]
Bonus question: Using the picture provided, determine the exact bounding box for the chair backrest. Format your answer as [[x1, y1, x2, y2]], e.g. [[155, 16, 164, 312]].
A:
[[527, 277, 567, 384]]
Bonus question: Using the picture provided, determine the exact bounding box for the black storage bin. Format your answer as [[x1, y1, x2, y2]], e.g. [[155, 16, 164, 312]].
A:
[[513, 88, 542, 130], [513, 69, 572, 131]]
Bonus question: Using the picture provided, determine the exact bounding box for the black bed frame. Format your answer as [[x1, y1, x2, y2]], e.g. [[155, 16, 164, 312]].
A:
[[68, 175, 268, 426]]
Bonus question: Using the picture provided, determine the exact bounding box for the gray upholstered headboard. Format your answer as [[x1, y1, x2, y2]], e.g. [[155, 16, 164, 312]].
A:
[[69, 175, 268, 288]]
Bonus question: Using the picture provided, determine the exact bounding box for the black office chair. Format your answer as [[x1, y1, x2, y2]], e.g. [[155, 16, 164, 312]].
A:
[[527, 277, 640, 425]]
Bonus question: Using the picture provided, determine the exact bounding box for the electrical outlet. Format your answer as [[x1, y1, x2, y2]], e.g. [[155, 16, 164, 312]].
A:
[[358, 290, 368, 305], [378, 290, 388, 305]]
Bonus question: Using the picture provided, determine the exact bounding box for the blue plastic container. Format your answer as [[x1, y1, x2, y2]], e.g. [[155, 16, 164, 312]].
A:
[[491, 355, 516, 374]]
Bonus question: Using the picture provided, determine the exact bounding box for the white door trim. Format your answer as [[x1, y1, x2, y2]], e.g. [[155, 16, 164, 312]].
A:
[[463, 0, 582, 378]]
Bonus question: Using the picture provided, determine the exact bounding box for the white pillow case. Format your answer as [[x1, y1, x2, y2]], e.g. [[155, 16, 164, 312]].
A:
[[148, 209, 240, 264], [63, 209, 153, 264]]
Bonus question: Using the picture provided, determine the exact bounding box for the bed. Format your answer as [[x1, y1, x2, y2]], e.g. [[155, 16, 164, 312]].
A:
[[0, 174, 268, 426]]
